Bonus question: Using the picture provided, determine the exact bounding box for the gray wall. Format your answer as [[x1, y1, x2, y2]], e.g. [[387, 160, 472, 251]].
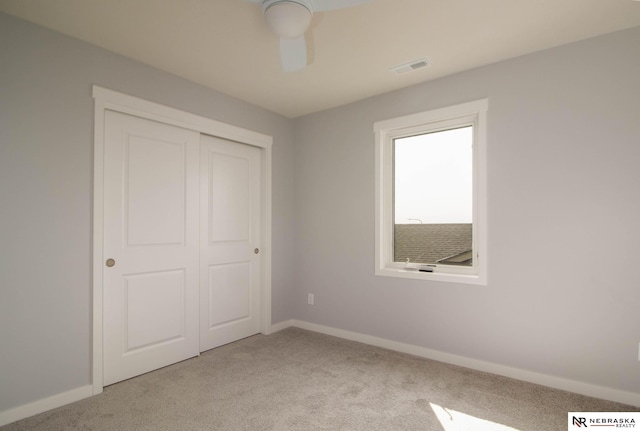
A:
[[293, 26, 640, 395], [0, 12, 295, 411]]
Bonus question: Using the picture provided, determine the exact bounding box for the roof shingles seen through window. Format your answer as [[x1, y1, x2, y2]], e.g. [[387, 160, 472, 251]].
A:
[[394, 224, 472, 265]]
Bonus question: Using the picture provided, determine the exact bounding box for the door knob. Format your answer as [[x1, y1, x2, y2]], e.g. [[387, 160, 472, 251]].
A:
[[254, 248, 260, 254], [105, 258, 115, 268]]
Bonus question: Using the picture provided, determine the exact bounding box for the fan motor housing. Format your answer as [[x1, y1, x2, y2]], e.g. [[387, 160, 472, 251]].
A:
[[263, 0, 313, 39]]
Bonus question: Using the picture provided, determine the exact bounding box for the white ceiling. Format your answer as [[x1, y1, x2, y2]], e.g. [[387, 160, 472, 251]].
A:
[[2, 0, 640, 118]]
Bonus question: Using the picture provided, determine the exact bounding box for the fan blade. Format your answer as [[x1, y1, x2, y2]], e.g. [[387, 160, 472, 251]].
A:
[[309, 0, 372, 12], [280, 36, 307, 72]]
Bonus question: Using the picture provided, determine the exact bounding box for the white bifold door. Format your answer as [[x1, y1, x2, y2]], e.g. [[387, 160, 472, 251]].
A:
[[103, 111, 261, 386]]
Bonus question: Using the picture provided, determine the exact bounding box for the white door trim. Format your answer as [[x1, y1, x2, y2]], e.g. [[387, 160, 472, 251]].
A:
[[92, 85, 273, 395]]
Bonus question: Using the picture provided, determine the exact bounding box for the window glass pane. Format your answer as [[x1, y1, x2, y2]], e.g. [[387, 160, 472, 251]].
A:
[[393, 126, 473, 265]]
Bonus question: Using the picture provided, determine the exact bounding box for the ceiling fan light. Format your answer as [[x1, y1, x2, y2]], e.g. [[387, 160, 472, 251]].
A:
[[264, 1, 312, 39]]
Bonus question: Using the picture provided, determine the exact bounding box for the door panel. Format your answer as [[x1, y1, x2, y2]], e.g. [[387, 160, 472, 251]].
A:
[[208, 262, 251, 327], [124, 269, 186, 351], [125, 135, 186, 246], [209, 153, 251, 242], [103, 110, 199, 386], [200, 135, 261, 351]]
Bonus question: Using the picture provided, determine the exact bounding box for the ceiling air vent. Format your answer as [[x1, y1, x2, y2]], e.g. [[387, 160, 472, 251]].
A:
[[390, 58, 430, 75]]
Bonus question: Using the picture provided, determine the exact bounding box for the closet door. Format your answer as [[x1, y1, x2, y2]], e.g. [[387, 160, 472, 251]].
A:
[[199, 134, 262, 351], [103, 110, 200, 385]]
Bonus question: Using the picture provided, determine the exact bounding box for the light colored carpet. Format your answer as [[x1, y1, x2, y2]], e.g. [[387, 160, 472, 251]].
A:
[[2, 328, 637, 430]]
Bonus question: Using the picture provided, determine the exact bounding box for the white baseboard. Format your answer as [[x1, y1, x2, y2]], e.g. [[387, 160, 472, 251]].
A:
[[271, 319, 640, 407], [269, 319, 295, 333], [0, 385, 94, 427]]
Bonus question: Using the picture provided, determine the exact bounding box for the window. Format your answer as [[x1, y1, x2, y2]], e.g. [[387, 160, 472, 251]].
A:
[[374, 99, 487, 284]]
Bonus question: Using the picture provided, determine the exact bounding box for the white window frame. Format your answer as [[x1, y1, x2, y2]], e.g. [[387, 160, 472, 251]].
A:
[[374, 99, 488, 285]]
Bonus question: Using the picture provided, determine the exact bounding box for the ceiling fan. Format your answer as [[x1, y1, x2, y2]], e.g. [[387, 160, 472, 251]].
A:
[[248, 0, 373, 72]]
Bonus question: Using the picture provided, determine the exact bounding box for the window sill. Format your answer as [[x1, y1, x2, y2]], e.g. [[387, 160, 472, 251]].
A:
[[375, 267, 486, 285]]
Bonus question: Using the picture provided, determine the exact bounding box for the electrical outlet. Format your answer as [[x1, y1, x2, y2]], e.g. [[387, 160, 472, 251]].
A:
[[308, 293, 314, 305]]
